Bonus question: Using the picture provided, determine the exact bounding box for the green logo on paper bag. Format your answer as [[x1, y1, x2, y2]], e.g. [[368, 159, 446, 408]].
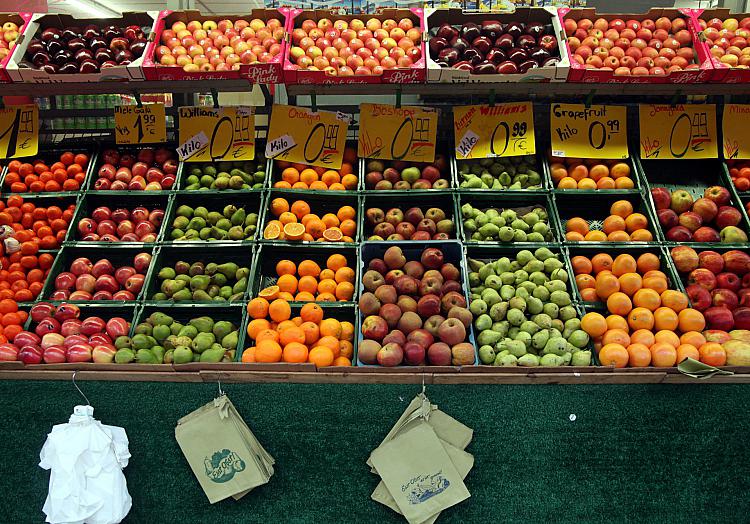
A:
[[204, 449, 246, 483], [403, 471, 450, 505]]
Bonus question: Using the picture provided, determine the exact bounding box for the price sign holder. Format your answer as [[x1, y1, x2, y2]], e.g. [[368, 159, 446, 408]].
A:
[[358, 103, 438, 163], [266, 104, 349, 169], [638, 104, 717, 160], [114, 103, 167, 145], [178, 106, 255, 162], [0, 104, 38, 159], [722, 104, 750, 160], [453, 102, 534, 159], [550, 103, 628, 159]]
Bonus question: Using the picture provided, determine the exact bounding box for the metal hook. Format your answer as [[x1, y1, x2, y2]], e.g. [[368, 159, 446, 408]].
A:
[[670, 89, 683, 108], [584, 89, 596, 109], [488, 89, 495, 107], [421, 373, 426, 395], [395, 86, 402, 109], [310, 92, 317, 113], [132, 91, 142, 108], [72, 371, 91, 406], [210, 88, 219, 109], [217, 378, 224, 397]]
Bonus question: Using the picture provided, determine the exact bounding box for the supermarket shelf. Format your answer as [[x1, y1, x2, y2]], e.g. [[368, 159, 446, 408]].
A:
[[0, 79, 270, 97]]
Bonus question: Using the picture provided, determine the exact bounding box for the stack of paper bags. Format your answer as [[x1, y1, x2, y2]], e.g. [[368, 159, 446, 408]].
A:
[[175, 394, 274, 503], [368, 393, 474, 524]]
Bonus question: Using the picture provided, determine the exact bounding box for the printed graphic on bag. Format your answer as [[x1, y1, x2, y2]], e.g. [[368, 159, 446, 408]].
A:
[[204, 449, 246, 483], [404, 471, 450, 504]]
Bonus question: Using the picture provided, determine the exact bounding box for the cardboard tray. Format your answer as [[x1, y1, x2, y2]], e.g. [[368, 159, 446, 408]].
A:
[[142, 9, 288, 83], [559, 8, 714, 84], [283, 8, 427, 85], [0, 13, 33, 83], [6, 12, 158, 83], [424, 7, 570, 83], [688, 9, 750, 84]]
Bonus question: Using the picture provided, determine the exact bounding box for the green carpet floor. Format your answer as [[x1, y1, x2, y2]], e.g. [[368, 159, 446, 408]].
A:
[[1, 380, 748, 523]]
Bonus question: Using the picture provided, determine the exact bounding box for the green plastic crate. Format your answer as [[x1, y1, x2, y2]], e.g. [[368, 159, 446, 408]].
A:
[[163, 191, 264, 245], [457, 191, 560, 245], [40, 245, 156, 304], [21, 302, 141, 337], [259, 189, 360, 245], [87, 143, 180, 195], [545, 154, 641, 194], [63, 191, 171, 246], [554, 191, 662, 244], [723, 160, 750, 197], [360, 147, 453, 192], [249, 243, 359, 307], [143, 243, 255, 306], [360, 191, 460, 242], [637, 156, 750, 247], [268, 139, 358, 193], [455, 150, 549, 193], [177, 143, 267, 193]]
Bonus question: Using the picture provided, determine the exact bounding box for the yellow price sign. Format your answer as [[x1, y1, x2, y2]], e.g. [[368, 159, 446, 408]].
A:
[[0, 104, 38, 160], [358, 103, 438, 163], [550, 104, 628, 159], [178, 106, 255, 162], [638, 104, 717, 160], [722, 104, 750, 160], [453, 102, 534, 159], [114, 103, 167, 145], [266, 104, 349, 169]]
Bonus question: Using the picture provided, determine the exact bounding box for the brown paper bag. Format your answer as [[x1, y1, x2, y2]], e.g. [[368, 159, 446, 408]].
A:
[[175, 395, 271, 504], [372, 440, 474, 524], [370, 422, 471, 524]]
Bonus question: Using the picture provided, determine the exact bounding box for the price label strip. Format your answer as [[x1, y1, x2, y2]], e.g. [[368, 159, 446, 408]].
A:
[[266, 104, 349, 169], [114, 103, 167, 145], [358, 103, 438, 163], [453, 102, 535, 159], [178, 106, 255, 162], [639, 104, 717, 160], [0, 104, 38, 159], [550, 103, 628, 159], [722, 104, 750, 160]]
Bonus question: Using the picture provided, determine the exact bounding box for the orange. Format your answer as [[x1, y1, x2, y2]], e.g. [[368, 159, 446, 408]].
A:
[[339, 340, 354, 359], [611, 254, 637, 276], [247, 297, 269, 319], [606, 292, 633, 316], [643, 270, 668, 280], [630, 229, 653, 241], [654, 330, 681, 348], [269, 299, 291, 322], [308, 346, 335, 367], [606, 314, 629, 331], [300, 302, 324, 324], [575, 274, 597, 292], [341, 174, 358, 190], [339, 219, 356, 237], [650, 342, 677, 367], [241, 347, 256, 363], [630, 329, 656, 347], [642, 276, 668, 294], [680, 331, 706, 348], [627, 343, 652, 367], [596, 177, 616, 189], [290, 200, 311, 219], [317, 334, 340, 354], [337, 205, 356, 222], [279, 211, 298, 225], [581, 312, 608, 337], [317, 292, 338, 302], [653, 307, 679, 331], [595, 272, 620, 300], [277, 320, 297, 332], [255, 328, 280, 343], [271, 197, 289, 217], [321, 213, 340, 228], [566, 217, 590, 235], [258, 285, 280, 300], [618, 273, 642, 296], [301, 321, 320, 345], [255, 340, 282, 363], [675, 343, 700, 364], [603, 215, 626, 234], [283, 222, 305, 240], [571, 256, 593, 275], [599, 343, 629, 368], [558, 177, 578, 189], [277, 274, 298, 294], [602, 329, 631, 348], [610, 162, 630, 179], [298, 275, 318, 294], [340, 321, 354, 341], [569, 164, 589, 181], [276, 260, 296, 276], [591, 253, 613, 274], [632, 288, 661, 311], [282, 342, 309, 363], [247, 318, 271, 339], [566, 231, 585, 241], [317, 279, 337, 295], [327, 254, 347, 271], [335, 281, 355, 301], [319, 318, 342, 338], [301, 213, 320, 226], [281, 166, 300, 184], [295, 292, 316, 302], [624, 213, 648, 233], [589, 164, 609, 180], [332, 356, 352, 367], [578, 178, 597, 189], [609, 200, 633, 218], [334, 266, 355, 283], [305, 218, 327, 238], [607, 231, 631, 242], [321, 170, 340, 186], [309, 181, 328, 191], [585, 230, 607, 242], [615, 177, 634, 189], [278, 291, 295, 301], [329, 183, 346, 191], [299, 168, 319, 185], [678, 308, 705, 332], [298, 260, 322, 277], [263, 222, 281, 240], [322, 228, 344, 242], [636, 253, 660, 274], [628, 307, 655, 331], [698, 342, 727, 366], [660, 290, 688, 312], [280, 326, 306, 347], [550, 163, 567, 182]]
